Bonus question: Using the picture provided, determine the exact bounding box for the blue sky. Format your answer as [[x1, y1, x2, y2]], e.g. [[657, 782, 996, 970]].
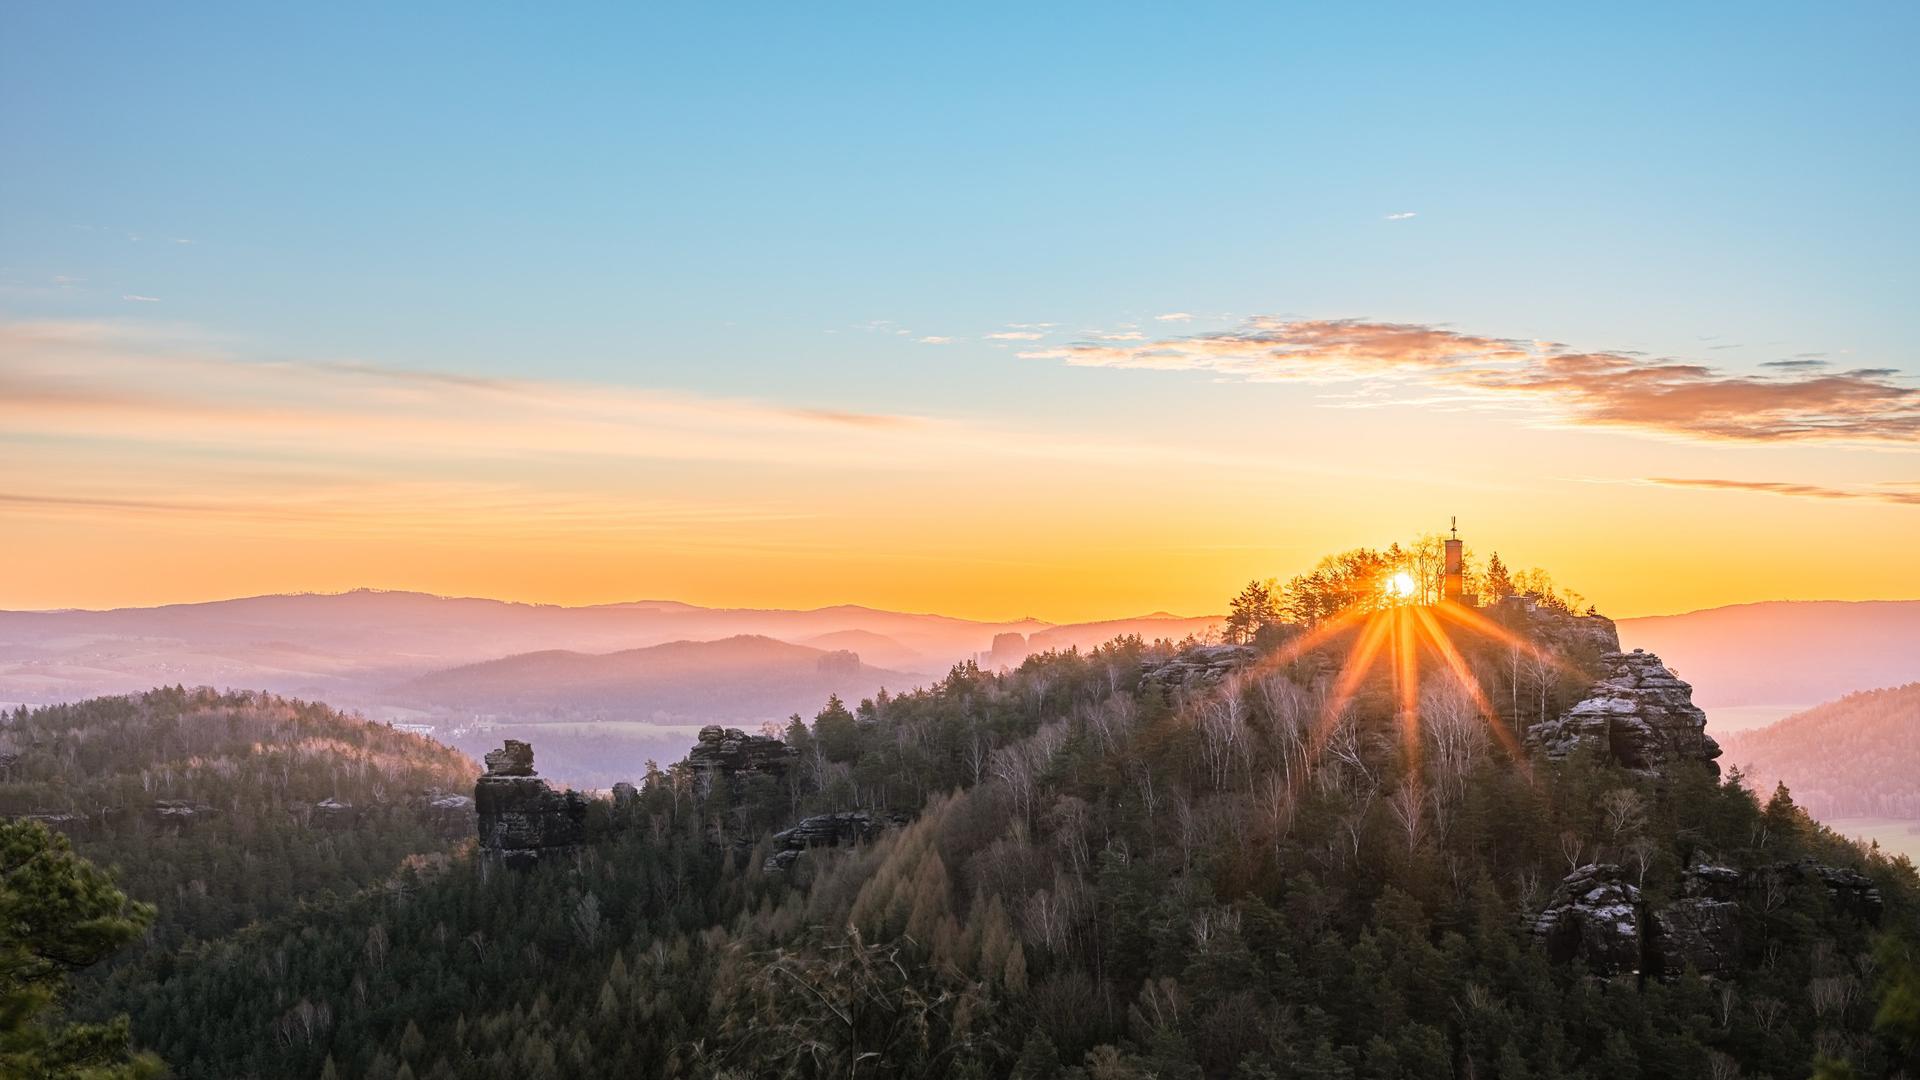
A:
[[3, 4, 1917, 617]]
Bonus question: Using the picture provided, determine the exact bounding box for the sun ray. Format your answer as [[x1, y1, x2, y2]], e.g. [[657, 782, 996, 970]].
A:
[[1310, 610, 1393, 755], [1431, 600, 1584, 676], [1393, 607, 1422, 774], [1411, 604, 1531, 770]]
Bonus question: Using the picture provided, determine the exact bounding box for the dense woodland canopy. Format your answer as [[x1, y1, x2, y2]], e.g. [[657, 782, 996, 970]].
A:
[[3, 562, 1919, 1079]]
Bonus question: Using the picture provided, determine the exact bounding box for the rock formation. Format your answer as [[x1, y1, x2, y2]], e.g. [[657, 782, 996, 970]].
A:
[[1139, 643, 1257, 694], [1648, 863, 1742, 978], [1749, 859, 1884, 922], [686, 726, 797, 794], [416, 792, 474, 835], [1494, 596, 1621, 655], [761, 809, 904, 873], [1527, 649, 1722, 775], [1534, 857, 1879, 978], [1531, 863, 1645, 975], [474, 739, 587, 867], [311, 797, 356, 827]]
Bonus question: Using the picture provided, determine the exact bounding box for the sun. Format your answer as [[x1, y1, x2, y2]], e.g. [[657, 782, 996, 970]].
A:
[[1384, 570, 1418, 600]]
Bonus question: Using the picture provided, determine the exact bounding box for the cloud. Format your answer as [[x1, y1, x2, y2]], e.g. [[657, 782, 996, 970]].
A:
[[1385, 212, 1417, 221], [0, 318, 1272, 489], [986, 330, 1046, 341], [918, 336, 955, 345], [1154, 312, 1195, 322], [121, 294, 160, 303], [1020, 316, 1920, 445], [1645, 477, 1920, 506], [1761, 358, 1827, 369]]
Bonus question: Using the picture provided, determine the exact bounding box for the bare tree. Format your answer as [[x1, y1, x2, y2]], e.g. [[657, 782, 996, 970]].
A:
[[1599, 788, 1650, 846], [1388, 781, 1426, 854], [1558, 829, 1587, 872]]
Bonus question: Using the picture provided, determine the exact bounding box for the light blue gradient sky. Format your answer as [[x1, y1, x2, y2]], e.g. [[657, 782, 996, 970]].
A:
[[2, 4, 1917, 618]]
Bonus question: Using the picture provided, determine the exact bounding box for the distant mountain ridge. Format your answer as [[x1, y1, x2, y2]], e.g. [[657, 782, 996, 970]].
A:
[[394, 634, 914, 720], [1618, 599, 1920, 709], [0, 588, 1219, 709]]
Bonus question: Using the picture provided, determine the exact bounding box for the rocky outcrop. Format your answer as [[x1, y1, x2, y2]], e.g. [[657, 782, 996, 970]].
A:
[[687, 726, 797, 793], [1648, 863, 1742, 978], [475, 740, 587, 867], [762, 810, 904, 873], [1139, 644, 1257, 694], [311, 797, 356, 828], [1494, 596, 1621, 655], [1535, 858, 1880, 978], [1531, 863, 1645, 975], [415, 792, 474, 835], [150, 799, 218, 830], [1527, 649, 1721, 775], [1750, 859, 1884, 922], [611, 781, 638, 809]]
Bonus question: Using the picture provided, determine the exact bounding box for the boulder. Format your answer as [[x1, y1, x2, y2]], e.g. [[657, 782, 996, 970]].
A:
[[611, 781, 638, 809], [474, 741, 587, 867], [1527, 649, 1721, 775], [1530, 863, 1644, 975]]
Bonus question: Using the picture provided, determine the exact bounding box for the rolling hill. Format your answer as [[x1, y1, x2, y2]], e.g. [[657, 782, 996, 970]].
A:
[[394, 634, 913, 720], [1719, 682, 1920, 822]]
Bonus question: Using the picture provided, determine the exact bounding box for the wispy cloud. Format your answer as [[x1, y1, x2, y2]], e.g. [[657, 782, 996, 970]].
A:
[[1154, 312, 1195, 322], [1021, 316, 1920, 445], [917, 336, 955, 345], [1645, 477, 1920, 506], [121, 294, 160, 303], [986, 330, 1046, 341], [1384, 212, 1417, 221]]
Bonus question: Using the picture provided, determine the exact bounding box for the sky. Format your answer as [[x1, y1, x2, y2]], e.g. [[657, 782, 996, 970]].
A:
[[3, 3, 1917, 622]]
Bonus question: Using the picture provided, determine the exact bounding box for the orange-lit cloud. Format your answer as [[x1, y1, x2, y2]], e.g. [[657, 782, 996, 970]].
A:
[[1645, 477, 1920, 506], [1023, 317, 1919, 445]]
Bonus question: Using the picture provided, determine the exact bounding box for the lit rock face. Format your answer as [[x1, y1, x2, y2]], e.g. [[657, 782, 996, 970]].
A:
[[1139, 643, 1258, 694], [474, 740, 586, 867], [1527, 649, 1722, 775], [1532, 863, 1646, 975], [1495, 596, 1622, 656], [762, 810, 904, 873]]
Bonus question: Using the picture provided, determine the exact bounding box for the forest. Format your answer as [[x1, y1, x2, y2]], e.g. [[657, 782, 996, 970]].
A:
[[5, 547, 1920, 1079]]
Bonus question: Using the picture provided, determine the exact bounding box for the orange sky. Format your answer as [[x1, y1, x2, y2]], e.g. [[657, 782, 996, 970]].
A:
[[5, 319, 1916, 622]]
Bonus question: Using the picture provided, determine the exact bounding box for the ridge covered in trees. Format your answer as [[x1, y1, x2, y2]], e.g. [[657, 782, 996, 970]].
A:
[[7, 554, 1920, 1079]]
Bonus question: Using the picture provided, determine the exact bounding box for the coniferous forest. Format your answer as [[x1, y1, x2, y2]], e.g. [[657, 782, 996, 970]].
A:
[[6, 559, 1920, 1080]]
